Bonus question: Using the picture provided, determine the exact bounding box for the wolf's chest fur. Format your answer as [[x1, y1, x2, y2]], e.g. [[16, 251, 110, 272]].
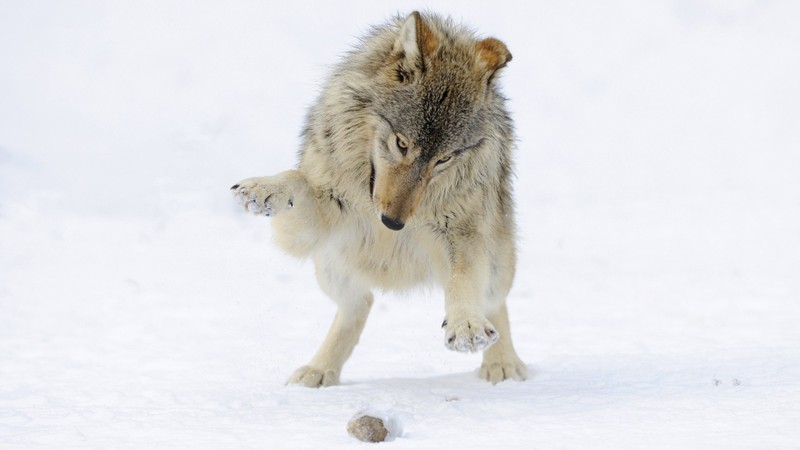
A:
[[314, 210, 450, 290]]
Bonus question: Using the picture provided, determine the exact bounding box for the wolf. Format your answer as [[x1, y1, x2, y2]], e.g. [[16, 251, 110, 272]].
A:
[[231, 11, 527, 387]]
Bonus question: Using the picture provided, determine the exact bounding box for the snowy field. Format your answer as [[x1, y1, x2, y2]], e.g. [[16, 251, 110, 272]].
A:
[[2, 0, 799, 448]]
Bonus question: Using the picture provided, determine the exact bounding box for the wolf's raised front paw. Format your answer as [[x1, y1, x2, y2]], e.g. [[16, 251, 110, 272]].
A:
[[286, 365, 340, 388], [479, 359, 528, 384], [231, 175, 296, 217], [442, 315, 499, 353]]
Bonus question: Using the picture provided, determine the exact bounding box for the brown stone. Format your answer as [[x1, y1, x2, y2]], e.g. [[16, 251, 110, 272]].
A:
[[347, 415, 389, 443]]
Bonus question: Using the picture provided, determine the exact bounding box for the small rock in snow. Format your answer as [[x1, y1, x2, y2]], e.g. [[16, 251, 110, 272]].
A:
[[347, 409, 402, 443]]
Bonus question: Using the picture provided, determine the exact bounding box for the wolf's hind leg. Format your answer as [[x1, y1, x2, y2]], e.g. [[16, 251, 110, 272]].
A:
[[479, 303, 527, 383]]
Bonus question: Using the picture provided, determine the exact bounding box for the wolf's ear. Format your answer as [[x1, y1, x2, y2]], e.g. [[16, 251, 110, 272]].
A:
[[394, 11, 437, 72], [476, 38, 512, 84]]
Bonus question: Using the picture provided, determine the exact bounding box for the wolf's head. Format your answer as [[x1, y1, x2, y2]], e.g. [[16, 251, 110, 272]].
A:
[[367, 12, 511, 231]]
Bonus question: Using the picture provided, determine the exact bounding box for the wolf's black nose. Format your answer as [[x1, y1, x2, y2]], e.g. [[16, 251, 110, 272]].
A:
[[380, 214, 405, 231]]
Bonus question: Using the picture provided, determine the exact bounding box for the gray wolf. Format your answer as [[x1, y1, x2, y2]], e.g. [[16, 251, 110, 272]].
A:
[[232, 11, 526, 387]]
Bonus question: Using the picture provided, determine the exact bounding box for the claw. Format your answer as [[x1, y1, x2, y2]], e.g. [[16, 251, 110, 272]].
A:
[[262, 194, 273, 216]]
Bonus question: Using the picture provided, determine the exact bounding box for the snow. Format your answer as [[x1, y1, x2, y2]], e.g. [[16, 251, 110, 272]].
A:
[[1, 0, 799, 448]]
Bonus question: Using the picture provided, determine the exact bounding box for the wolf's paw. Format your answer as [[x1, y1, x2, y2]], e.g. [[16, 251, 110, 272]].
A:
[[442, 315, 499, 353], [286, 365, 340, 388], [230, 174, 297, 217], [479, 359, 528, 384]]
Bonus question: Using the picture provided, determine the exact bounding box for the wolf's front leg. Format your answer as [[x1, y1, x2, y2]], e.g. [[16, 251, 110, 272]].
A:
[[231, 170, 309, 217], [441, 243, 500, 353], [480, 303, 527, 383], [231, 170, 323, 256], [288, 264, 373, 387], [287, 295, 372, 387]]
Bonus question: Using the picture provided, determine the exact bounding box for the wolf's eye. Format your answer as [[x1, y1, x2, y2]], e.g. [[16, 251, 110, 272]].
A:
[[396, 67, 408, 83], [396, 135, 409, 156], [435, 156, 452, 166]]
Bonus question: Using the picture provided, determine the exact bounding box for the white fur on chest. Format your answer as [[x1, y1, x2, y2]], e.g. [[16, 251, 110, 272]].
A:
[[314, 215, 449, 291]]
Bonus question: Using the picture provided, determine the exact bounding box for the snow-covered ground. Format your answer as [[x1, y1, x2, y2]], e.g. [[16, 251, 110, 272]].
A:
[[1, 1, 799, 448]]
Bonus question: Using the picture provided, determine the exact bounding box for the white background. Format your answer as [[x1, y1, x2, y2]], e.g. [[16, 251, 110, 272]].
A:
[[1, 0, 799, 448]]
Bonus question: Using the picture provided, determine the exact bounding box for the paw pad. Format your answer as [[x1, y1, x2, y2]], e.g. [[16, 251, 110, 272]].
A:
[[230, 176, 296, 217], [442, 317, 499, 353]]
